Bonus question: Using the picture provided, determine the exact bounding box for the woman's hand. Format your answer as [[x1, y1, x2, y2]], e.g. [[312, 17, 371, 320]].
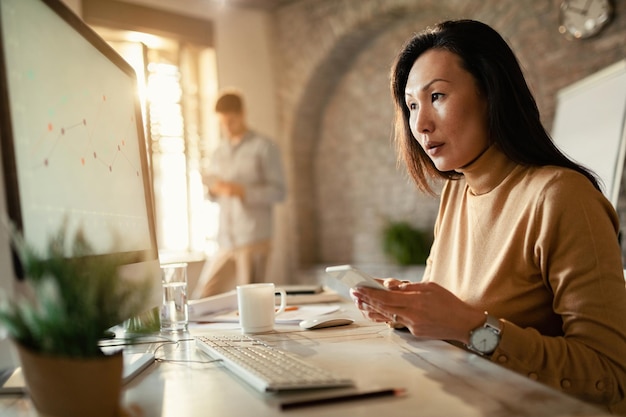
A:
[[350, 281, 485, 344]]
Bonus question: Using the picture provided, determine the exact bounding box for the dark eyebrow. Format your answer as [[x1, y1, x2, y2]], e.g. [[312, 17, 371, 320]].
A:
[[405, 78, 451, 99], [422, 78, 450, 91]]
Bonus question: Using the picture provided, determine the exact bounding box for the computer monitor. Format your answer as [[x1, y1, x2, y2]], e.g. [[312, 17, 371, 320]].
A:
[[0, 0, 162, 370]]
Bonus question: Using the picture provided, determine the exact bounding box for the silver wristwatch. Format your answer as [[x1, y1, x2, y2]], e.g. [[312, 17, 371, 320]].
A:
[[467, 313, 502, 356]]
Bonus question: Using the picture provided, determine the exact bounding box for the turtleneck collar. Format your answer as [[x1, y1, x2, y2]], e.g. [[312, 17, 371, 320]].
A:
[[456, 145, 518, 195]]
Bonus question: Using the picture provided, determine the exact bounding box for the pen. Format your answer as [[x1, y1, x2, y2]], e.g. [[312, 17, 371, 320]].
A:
[[278, 387, 406, 410]]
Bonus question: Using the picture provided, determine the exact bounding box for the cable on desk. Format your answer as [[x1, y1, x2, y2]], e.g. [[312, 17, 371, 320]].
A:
[[101, 334, 221, 365], [152, 339, 223, 366], [155, 357, 223, 365], [100, 333, 194, 348]]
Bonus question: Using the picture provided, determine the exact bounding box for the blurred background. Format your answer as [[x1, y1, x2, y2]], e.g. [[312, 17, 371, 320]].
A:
[[64, 0, 626, 291]]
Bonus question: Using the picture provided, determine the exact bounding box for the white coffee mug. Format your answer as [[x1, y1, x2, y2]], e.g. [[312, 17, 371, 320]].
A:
[[236, 283, 287, 334]]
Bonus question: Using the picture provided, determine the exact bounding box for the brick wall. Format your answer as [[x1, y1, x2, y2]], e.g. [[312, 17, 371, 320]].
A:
[[272, 0, 626, 272]]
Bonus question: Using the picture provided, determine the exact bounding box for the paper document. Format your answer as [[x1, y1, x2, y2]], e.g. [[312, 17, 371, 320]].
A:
[[194, 304, 341, 324], [279, 287, 342, 305], [189, 287, 343, 321]]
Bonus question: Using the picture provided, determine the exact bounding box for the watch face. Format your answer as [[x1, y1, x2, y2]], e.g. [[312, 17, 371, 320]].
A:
[[559, 0, 613, 39], [469, 327, 499, 354]]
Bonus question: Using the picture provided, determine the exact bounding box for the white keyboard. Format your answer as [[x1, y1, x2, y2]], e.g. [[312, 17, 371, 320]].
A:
[[195, 335, 354, 392]]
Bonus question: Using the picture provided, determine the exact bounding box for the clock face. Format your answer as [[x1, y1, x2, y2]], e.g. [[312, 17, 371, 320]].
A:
[[469, 327, 499, 354], [559, 0, 613, 39]]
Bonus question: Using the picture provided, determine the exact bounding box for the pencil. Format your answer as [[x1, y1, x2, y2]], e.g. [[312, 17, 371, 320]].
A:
[[278, 387, 406, 410]]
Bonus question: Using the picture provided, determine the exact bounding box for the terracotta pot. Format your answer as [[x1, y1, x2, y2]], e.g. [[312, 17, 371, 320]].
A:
[[16, 343, 124, 417]]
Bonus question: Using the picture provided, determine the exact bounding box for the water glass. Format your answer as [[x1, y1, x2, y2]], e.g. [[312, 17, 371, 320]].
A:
[[160, 262, 189, 332]]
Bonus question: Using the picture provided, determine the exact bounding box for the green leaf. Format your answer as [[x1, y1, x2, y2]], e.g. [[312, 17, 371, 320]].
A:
[[382, 221, 431, 266], [0, 224, 153, 358]]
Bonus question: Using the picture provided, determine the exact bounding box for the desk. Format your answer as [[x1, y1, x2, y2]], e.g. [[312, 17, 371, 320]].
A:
[[0, 303, 611, 417]]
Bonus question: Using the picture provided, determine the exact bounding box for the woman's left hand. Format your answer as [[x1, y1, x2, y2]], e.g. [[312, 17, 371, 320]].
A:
[[350, 281, 485, 344]]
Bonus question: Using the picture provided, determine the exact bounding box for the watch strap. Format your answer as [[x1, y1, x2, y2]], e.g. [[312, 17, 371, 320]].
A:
[[483, 313, 502, 335]]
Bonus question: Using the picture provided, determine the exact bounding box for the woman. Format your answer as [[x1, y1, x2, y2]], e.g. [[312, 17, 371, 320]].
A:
[[350, 19, 626, 414]]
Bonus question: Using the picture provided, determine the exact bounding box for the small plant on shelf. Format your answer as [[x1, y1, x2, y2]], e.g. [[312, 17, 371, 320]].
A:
[[382, 220, 431, 266]]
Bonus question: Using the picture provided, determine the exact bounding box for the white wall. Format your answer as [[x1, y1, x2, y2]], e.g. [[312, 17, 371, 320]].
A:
[[211, 8, 278, 139]]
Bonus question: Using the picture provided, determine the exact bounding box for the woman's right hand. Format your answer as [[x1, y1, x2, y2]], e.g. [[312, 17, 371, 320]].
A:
[[350, 281, 486, 344]]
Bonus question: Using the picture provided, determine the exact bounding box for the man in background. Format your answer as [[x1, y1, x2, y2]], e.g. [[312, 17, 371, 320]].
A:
[[192, 91, 286, 298]]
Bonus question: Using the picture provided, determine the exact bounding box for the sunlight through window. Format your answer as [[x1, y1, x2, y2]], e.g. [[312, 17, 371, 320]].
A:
[[95, 29, 220, 261]]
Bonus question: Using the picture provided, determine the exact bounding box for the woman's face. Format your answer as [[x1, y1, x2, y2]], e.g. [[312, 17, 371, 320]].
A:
[[404, 49, 490, 172]]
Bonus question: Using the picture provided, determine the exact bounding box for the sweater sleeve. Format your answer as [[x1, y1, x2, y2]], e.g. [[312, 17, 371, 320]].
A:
[[490, 171, 626, 413]]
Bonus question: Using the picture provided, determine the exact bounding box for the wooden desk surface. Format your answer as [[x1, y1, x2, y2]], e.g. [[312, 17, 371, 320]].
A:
[[0, 303, 611, 417]]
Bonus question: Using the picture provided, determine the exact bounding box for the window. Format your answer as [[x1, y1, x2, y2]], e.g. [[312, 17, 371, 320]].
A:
[[93, 29, 221, 261]]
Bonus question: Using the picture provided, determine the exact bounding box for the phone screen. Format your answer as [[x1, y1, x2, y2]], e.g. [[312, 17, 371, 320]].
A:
[[325, 265, 388, 290]]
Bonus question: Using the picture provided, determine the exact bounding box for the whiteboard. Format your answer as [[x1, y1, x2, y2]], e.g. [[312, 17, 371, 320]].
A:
[[552, 59, 626, 207]]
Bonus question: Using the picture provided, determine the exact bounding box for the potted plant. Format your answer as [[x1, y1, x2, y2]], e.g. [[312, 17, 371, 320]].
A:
[[382, 220, 431, 266], [0, 225, 153, 417]]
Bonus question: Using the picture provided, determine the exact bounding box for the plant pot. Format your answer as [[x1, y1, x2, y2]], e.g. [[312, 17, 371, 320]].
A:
[[16, 343, 124, 417]]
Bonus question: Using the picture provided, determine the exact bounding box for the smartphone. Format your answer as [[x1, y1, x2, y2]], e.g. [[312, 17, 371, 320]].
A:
[[325, 265, 388, 291]]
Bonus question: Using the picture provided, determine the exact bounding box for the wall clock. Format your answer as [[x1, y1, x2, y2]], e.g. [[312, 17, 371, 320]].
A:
[[559, 0, 613, 40]]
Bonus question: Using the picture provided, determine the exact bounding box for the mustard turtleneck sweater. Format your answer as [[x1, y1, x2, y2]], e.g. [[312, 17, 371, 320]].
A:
[[423, 146, 626, 413]]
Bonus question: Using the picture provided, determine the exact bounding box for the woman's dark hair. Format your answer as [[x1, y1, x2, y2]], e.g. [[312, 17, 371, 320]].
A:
[[390, 19, 600, 194]]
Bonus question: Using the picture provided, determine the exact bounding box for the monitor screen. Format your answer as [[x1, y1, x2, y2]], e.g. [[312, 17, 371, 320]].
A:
[[0, 0, 162, 368]]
